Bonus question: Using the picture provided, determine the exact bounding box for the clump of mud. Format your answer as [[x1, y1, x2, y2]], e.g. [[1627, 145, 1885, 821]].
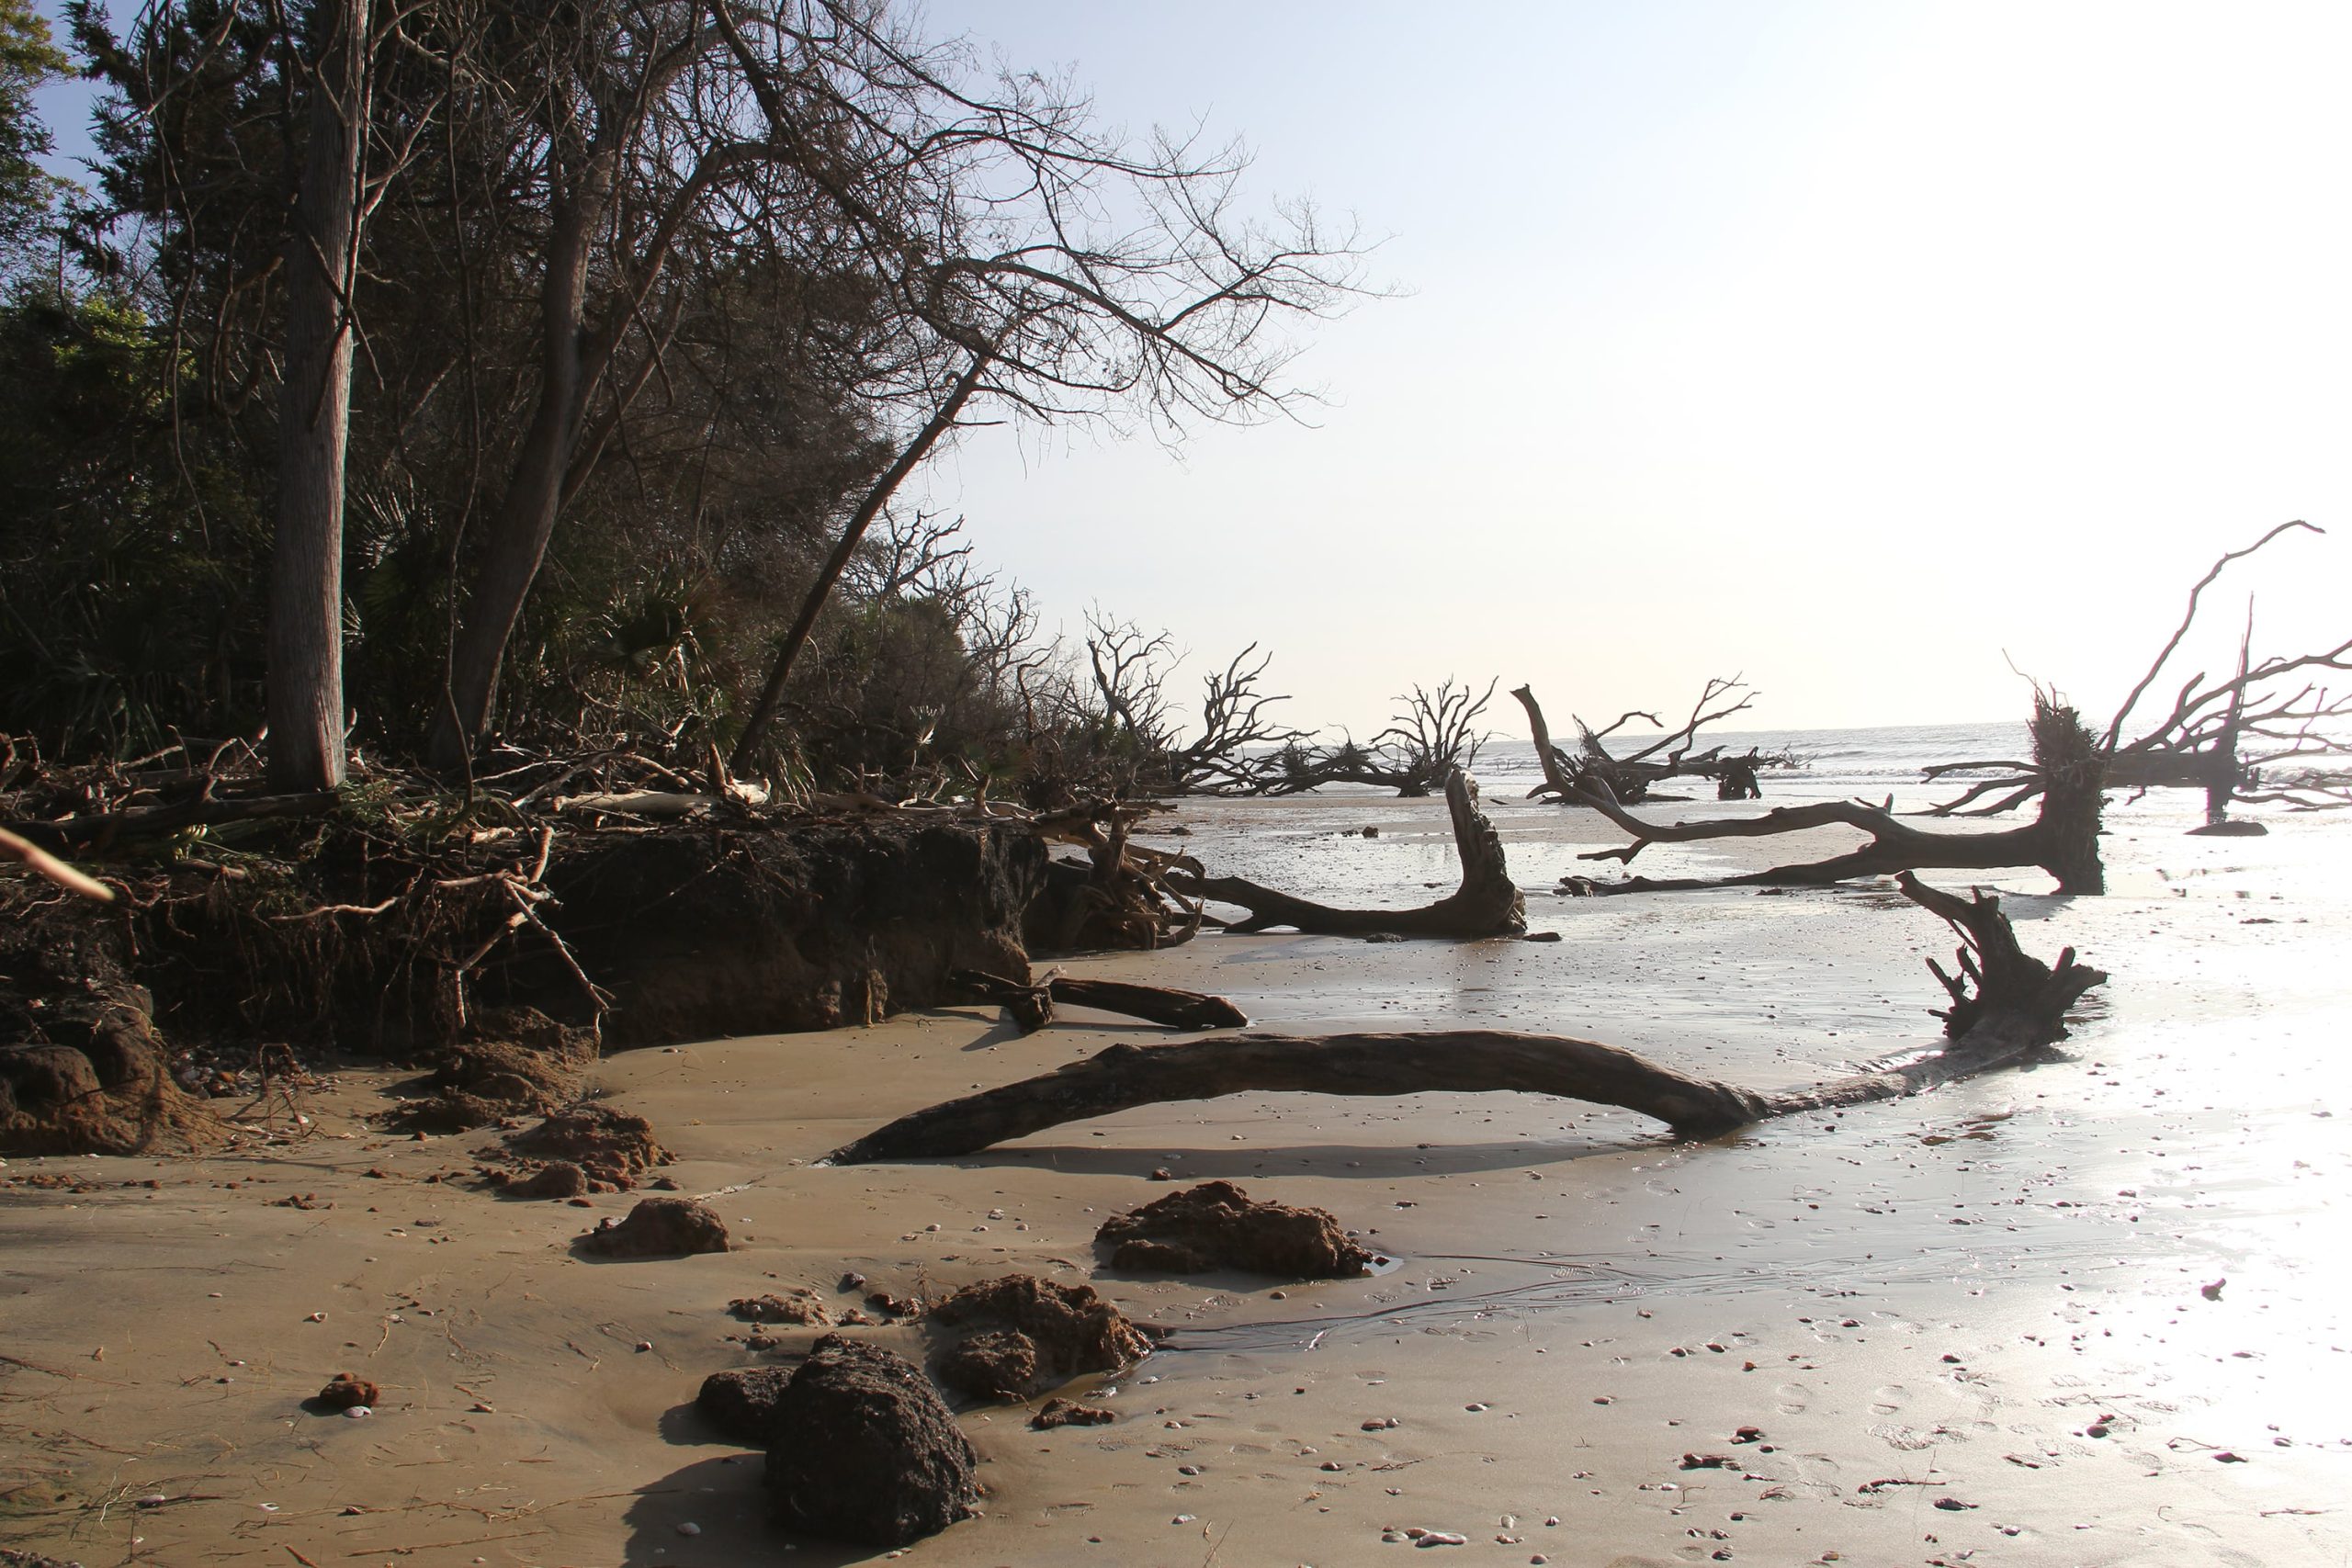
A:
[[1096, 1179, 1374, 1278], [501, 1160, 588, 1200], [697, 1365, 796, 1444], [927, 1275, 1153, 1402], [579, 1196, 729, 1258], [494, 1102, 669, 1189], [390, 1010, 594, 1133], [1031, 1396, 1115, 1428], [731, 1290, 831, 1326], [764, 1336, 979, 1547]]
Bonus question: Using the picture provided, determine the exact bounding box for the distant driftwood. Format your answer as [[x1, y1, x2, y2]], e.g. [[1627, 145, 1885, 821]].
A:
[[831, 874, 2101, 1163]]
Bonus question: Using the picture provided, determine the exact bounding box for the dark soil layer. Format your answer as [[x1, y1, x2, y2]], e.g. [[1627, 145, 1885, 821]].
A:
[[524, 821, 1043, 1043], [0, 909, 218, 1156], [2, 815, 1042, 1155]]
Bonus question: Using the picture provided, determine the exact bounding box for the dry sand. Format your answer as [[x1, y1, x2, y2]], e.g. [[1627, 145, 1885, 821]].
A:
[[5, 789, 2349, 1567]]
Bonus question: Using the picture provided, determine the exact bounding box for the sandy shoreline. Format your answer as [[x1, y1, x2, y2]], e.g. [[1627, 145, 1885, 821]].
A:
[[6, 791, 2350, 1567]]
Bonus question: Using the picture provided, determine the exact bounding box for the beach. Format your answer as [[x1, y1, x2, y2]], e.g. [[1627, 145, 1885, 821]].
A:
[[6, 747, 2350, 1568]]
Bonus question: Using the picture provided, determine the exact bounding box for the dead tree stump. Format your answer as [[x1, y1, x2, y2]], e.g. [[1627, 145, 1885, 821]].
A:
[[1169, 769, 1524, 937]]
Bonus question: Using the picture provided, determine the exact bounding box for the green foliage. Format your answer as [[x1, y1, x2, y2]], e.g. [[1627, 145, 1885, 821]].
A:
[[0, 284, 268, 754], [0, 0, 68, 265]]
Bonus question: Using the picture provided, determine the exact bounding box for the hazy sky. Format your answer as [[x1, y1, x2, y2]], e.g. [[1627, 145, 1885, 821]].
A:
[[909, 0, 2351, 736], [32, 2, 2350, 739]]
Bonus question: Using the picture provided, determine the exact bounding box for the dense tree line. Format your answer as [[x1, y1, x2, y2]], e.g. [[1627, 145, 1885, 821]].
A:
[[0, 0, 1359, 795]]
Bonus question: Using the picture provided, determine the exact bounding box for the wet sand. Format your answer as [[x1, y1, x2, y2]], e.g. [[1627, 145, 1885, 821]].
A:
[[5, 789, 2349, 1567]]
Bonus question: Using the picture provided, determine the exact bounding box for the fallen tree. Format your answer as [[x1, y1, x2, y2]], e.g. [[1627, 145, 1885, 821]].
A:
[[1563, 694, 2109, 894], [1267, 679, 1497, 797], [1917, 522, 2352, 831], [1513, 679, 1778, 804], [1166, 768, 1525, 936], [828, 874, 2102, 1161]]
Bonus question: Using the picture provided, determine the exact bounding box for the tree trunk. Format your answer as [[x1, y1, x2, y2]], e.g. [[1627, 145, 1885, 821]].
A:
[[1510, 684, 1577, 799], [427, 149, 617, 771], [829, 875, 2104, 1163], [266, 0, 369, 793], [2028, 698, 2107, 896], [1170, 769, 1525, 936]]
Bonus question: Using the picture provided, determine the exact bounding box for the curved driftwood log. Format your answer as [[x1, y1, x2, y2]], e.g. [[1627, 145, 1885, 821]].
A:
[[1167, 768, 1524, 937], [834, 1031, 1772, 1159], [830, 875, 2104, 1162]]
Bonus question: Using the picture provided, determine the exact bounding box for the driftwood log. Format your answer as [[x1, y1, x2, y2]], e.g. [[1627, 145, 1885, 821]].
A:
[[1566, 696, 2110, 896], [829, 874, 2102, 1162], [4, 790, 340, 852], [948, 969, 1249, 1032], [1167, 768, 1524, 937]]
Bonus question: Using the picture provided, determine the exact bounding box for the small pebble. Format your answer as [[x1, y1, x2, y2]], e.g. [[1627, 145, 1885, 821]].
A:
[[676, 1522, 701, 1537]]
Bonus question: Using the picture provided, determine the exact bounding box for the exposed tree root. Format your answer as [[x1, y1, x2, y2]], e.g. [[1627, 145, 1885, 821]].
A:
[[1167, 769, 1524, 936], [829, 874, 2103, 1162]]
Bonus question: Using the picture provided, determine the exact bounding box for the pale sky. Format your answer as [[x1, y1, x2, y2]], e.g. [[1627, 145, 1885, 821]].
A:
[[911, 0, 2352, 736], [33, 2, 2351, 739]]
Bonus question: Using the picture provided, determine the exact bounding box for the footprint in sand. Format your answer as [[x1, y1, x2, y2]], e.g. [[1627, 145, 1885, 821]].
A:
[[1869, 1382, 1910, 1415], [1775, 1382, 1812, 1415]]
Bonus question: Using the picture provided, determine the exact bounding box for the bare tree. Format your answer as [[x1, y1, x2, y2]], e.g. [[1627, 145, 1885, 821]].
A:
[[1084, 612, 1177, 757], [1164, 644, 1308, 793], [1268, 677, 1496, 796], [1515, 676, 1769, 806], [1920, 522, 2352, 829], [385, 0, 1361, 770], [844, 507, 978, 606]]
